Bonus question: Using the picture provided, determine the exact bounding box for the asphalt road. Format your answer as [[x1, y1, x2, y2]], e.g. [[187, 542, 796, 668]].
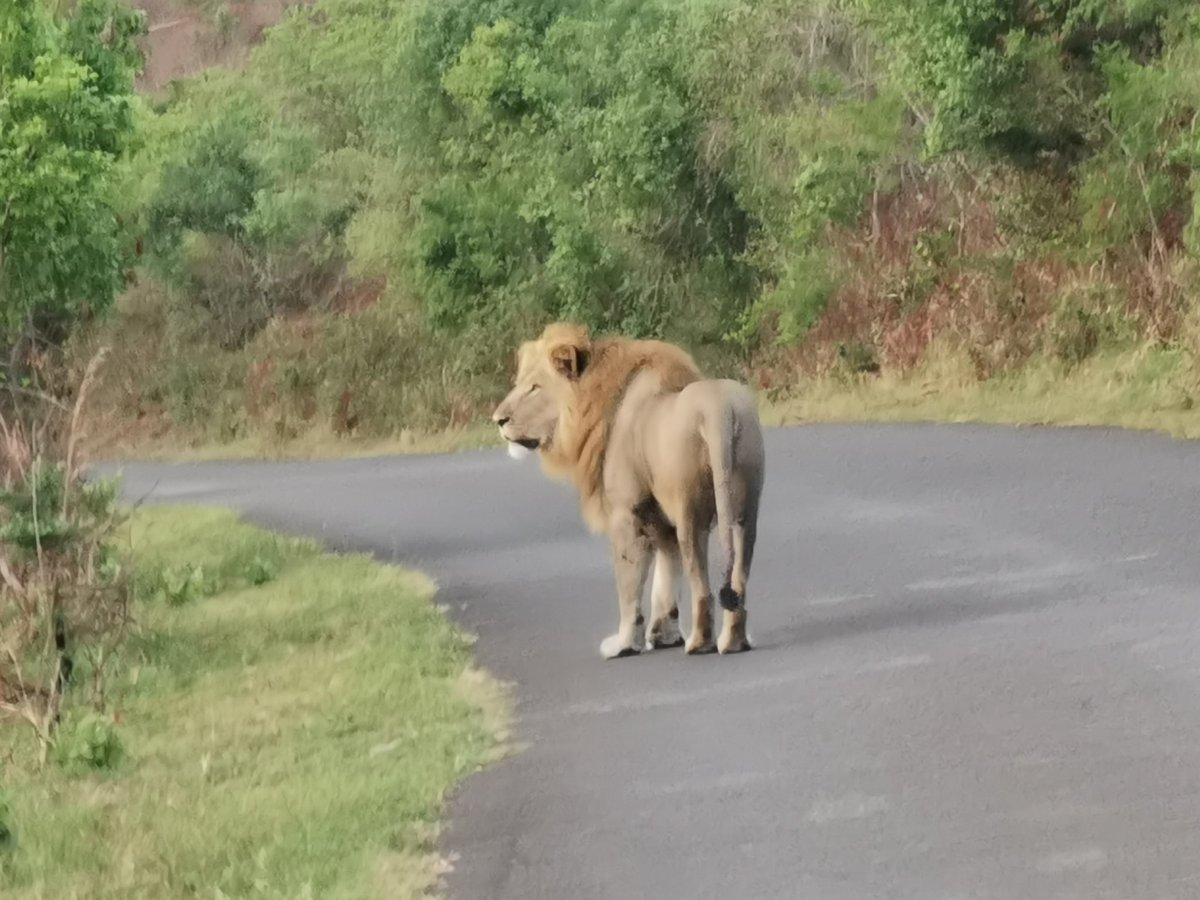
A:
[[110, 423, 1200, 900]]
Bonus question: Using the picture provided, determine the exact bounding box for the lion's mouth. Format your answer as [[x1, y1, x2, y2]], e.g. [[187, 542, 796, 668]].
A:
[[513, 437, 540, 450]]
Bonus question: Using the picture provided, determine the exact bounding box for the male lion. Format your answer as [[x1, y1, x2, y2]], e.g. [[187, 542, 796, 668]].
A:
[[491, 322, 765, 658]]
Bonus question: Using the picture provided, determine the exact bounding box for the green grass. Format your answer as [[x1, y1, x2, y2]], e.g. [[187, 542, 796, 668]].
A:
[[0, 507, 510, 900]]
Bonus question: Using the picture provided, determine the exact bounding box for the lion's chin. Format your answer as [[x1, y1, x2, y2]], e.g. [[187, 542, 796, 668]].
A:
[[506, 441, 535, 460]]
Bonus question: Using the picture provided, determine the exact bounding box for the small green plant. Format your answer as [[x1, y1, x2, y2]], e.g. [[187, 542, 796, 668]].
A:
[[1047, 285, 1135, 368], [241, 554, 278, 586], [0, 793, 12, 851], [52, 712, 124, 773], [138, 545, 284, 605], [838, 341, 881, 375], [1050, 306, 1103, 366], [158, 563, 212, 606], [213, 3, 238, 44]]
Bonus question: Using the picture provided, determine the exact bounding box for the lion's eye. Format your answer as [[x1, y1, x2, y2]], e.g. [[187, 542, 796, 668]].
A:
[[528, 384, 540, 394]]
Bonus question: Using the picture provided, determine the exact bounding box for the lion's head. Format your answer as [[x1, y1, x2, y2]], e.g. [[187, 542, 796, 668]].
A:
[[490, 323, 591, 458], [492, 321, 701, 530]]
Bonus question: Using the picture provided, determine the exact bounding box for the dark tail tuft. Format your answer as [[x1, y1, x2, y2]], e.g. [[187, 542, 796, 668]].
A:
[[719, 584, 742, 612]]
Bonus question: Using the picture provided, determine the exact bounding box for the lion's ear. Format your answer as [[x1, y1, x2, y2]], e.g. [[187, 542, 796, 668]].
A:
[[548, 342, 589, 381]]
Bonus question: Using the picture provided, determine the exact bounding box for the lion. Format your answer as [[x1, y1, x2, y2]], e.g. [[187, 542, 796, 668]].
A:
[[491, 322, 765, 658]]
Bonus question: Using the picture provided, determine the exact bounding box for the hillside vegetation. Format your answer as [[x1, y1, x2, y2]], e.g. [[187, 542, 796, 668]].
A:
[[21, 0, 1200, 451]]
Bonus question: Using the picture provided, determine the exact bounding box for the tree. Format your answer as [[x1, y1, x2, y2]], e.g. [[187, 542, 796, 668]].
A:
[[0, 0, 144, 382]]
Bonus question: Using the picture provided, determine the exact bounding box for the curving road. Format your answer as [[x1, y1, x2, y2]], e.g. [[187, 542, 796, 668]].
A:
[[111, 424, 1200, 900]]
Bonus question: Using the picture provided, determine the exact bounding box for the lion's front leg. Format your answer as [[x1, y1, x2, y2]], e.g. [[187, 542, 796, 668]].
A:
[[646, 543, 685, 649], [600, 509, 652, 659]]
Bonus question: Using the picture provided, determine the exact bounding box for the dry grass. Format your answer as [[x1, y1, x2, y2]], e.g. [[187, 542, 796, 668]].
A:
[[95, 423, 499, 463], [100, 341, 1200, 462], [763, 342, 1200, 439]]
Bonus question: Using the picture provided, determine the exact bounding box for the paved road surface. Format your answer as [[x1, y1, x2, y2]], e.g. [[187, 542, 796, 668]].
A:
[[110, 424, 1200, 900]]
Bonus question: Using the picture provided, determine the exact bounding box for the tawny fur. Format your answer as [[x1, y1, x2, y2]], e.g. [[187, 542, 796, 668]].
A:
[[492, 322, 765, 658]]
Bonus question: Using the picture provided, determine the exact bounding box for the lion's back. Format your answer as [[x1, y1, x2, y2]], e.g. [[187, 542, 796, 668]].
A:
[[563, 335, 703, 530]]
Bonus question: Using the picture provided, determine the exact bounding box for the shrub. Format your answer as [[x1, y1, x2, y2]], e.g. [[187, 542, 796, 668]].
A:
[[0, 0, 143, 373], [51, 712, 124, 773], [1047, 284, 1136, 367], [0, 353, 131, 764], [158, 563, 213, 606]]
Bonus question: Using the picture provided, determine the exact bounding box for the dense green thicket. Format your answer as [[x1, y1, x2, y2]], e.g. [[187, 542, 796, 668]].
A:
[[81, 0, 1200, 444], [1, 0, 143, 385]]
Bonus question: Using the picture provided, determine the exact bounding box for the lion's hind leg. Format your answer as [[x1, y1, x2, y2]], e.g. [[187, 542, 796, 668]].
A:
[[678, 521, 716, 655], [646, 540, 685, 650], [717, 485, 757, 655]]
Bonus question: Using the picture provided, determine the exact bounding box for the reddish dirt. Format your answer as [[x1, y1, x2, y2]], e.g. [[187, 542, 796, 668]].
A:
[[131, 0, 309, 93]]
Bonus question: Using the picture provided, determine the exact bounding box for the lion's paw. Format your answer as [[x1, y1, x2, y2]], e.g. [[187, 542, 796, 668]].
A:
[[649, 634, 686, 650], [646, 617, 685, 650], [684, 634, 717, 655], [600, 633, 643, 660], [717, 631, 753, 654]]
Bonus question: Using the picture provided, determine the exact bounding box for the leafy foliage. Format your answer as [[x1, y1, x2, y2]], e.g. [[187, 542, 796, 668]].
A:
[[0, 0, 143, 360], [40, 0, 1200, 441], [51, 711, 124, 772]]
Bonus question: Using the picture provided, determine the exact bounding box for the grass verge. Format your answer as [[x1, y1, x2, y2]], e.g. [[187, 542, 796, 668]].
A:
[[97, 344, 1200, 464], [96, 424, 500, 464], [0, 507, 509, 900], [764, 344, 1200, 439]]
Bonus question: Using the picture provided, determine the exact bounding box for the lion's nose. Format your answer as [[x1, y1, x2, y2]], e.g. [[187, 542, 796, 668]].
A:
[[493, 414, 510, 427]]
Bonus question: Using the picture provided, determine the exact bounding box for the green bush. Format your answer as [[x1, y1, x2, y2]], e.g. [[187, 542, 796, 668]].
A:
[[0, 0, 143, 367], [52, 713, 124, 774], [1047, 284, 1137, 367], [0, 370, 131, 764], [159, 563, 213, 606]]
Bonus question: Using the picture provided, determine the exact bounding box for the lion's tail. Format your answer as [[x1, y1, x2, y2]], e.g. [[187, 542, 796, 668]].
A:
[[699, 385, 761, 613]]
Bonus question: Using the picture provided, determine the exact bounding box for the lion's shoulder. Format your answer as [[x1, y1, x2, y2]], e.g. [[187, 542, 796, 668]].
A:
[[554, 336, 701, 530], [585, 337, 699, 398]]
